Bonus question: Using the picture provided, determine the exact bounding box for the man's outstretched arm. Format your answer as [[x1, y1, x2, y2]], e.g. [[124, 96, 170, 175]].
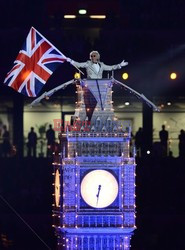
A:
[[102, 60, 128, 71], [66, 57, 88, 68]]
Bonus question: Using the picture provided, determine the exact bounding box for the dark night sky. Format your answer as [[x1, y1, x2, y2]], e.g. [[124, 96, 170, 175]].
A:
[[0, 0, 185, 98], [0, 0, 185, 113]]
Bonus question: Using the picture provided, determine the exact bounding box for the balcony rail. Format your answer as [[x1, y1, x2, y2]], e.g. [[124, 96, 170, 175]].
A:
[[77, 214, 123, 228]]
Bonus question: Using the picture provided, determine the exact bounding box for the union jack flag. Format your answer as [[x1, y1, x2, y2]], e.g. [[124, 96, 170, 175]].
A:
[[4, 27, 67, 97]]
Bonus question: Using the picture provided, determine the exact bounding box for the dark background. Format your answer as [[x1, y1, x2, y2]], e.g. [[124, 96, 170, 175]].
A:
[[0, 0, 185, 249]]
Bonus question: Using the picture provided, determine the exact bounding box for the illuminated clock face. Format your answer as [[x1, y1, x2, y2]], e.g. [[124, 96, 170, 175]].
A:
[[81, 170, 118, 208], [55, 169, 60, 207]]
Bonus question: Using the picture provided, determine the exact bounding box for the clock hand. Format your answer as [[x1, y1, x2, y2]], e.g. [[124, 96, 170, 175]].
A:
[[96, 185, 101, 206], [96, 185, 101, 198]]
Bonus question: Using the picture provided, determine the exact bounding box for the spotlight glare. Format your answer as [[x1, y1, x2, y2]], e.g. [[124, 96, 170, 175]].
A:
[[147, 150, 150, 154], [170, 72, 177, 80], [79, 9, 87, 15], [122, 72, 129, 80], [167, 102, 171, 106], [125, 102, 130, 106], [64, 15, 76, 19], [74, 72, 81, 79], [90, 15, 106, 19]]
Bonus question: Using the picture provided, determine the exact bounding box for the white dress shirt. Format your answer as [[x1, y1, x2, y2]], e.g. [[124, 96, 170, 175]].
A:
[[92, 63, 100, 73]]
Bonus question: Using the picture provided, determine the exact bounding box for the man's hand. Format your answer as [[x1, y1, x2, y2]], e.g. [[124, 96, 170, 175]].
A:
[[66, 57, 72, 63], [120, 60, 128, 67]]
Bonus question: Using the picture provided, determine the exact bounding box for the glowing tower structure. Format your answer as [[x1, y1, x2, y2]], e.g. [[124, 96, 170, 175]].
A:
[[52, 79, 136, 249]]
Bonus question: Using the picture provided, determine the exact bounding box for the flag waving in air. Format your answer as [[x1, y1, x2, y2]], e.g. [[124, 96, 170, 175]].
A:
[[4, 27, 67, 97]]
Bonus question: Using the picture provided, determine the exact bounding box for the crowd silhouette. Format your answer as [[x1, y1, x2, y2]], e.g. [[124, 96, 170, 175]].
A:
[[0, 123, 185, 158], [46, 124, 55, 158], [159, 125, 169, 157], [27, 127, 37, 157], [26, 125, 56, 158], [178, 129, 185, 157]]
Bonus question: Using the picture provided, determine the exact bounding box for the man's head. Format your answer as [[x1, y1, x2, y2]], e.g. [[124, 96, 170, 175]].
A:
[[89, 51, 100, 63]]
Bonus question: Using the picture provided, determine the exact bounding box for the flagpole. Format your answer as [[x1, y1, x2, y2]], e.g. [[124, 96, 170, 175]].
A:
[[32, 27, 84, 75], [113, 78, 160, 112], [29, 79, 74, 107], [68, 63, 84, 75]]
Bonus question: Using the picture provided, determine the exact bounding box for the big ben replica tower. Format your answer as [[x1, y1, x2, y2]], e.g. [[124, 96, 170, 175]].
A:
[[52, 78, 136, 250]]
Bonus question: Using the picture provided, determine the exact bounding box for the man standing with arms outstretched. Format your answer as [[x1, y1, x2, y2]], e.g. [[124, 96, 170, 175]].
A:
[[66, 51, 128, 79]]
